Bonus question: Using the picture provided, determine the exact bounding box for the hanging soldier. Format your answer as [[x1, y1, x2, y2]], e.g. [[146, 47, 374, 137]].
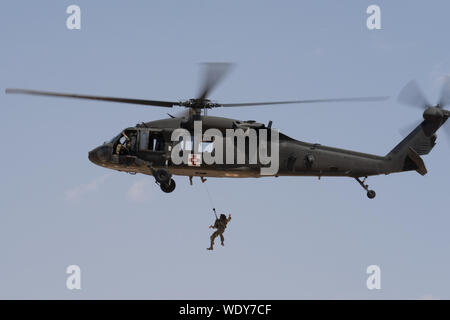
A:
[[207, 208, 232, 251]]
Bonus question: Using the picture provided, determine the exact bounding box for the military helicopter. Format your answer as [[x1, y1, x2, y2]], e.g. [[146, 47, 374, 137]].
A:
[[6, 64, 450, 198]]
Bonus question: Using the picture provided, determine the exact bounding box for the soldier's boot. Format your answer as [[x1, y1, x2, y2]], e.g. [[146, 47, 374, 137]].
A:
[[207, 247, 213, 250], [221, 241, 224, 246]]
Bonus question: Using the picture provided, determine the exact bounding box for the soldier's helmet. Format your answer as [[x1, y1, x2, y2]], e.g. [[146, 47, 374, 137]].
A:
[[220, 214, 226, 220]]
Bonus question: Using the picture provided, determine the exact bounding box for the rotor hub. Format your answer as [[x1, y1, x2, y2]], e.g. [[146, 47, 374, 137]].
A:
[[181, 98, 211, 109]]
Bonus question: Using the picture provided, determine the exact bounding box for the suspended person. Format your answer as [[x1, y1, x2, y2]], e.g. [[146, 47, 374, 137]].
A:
[[207, 209, 232, 251]]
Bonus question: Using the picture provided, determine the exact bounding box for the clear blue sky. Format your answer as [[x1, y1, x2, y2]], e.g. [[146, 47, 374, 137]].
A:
[[1, 0, 450, 299]]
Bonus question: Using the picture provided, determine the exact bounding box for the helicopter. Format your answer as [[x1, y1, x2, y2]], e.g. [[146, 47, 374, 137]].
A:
[[6, 64, 450, 198]]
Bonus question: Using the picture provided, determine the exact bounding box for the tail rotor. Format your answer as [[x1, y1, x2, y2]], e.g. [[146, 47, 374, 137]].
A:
[[397, 79, 450, 146]]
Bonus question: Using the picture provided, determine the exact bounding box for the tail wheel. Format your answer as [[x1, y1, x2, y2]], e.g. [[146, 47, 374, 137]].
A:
[[367, 190, 376, 199], [160, 179, 176, 193]]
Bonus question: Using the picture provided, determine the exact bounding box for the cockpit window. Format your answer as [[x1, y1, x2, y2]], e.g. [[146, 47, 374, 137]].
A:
[[112, 130, 138, 155], [109, 133, 122, 143]]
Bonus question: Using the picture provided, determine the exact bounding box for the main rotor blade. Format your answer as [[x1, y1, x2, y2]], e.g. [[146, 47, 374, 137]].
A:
[[438, 75, 450, 108], [397, 80, 429, 109], [197, 63, 233, 101], [5, 88, 179, 108], [219, 96, 390, 107]]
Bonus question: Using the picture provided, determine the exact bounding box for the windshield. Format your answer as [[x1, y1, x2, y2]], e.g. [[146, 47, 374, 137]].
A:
[[109, 133, 122, 144]]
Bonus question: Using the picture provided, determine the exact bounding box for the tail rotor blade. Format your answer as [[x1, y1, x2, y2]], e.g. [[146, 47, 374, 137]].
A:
[[438, 75, 450, 108], [397, 80, 429, 109], [442, 123, 450, 148]]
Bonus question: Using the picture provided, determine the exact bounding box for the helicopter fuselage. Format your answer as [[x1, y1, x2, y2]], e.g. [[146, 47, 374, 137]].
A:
[[88, 115, 397, 180], [84, 109, 447, 198]]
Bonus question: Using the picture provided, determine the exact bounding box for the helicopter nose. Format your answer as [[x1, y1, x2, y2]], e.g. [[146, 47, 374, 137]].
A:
[[88, 145, 112, 164], [88, 148, 99, 164]]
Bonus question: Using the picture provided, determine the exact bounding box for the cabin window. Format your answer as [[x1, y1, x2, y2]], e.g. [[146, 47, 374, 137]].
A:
[[200, 141, 214, 153], [179, 139, 213, 153], [140, 131, 149, 151], [180, 139, 193, 151], [148, 133, 165, 151]]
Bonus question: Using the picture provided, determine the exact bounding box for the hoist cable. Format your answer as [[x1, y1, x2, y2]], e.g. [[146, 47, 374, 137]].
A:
[[203, 183, 218, 219]]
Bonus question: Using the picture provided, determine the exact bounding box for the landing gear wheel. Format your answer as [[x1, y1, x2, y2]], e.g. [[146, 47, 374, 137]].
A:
[[160, 179, 176, 193], [154, 168, 171, 184], [366, 190, 376, 199], [355, 177, 377, 200]]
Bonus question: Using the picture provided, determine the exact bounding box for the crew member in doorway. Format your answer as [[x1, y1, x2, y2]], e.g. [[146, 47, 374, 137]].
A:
[[116, 131, 130, 155]]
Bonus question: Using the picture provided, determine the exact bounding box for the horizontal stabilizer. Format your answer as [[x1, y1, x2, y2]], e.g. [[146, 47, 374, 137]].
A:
[[407, 147, 427, 176]]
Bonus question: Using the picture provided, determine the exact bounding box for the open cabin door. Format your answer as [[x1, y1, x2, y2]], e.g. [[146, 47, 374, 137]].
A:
[[137, 128, 169, 166]]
